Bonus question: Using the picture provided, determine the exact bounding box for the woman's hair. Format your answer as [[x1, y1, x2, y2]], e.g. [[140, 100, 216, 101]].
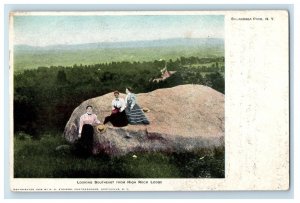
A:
[[86, 105, 93, 109], [126, 87, 133, 92], [114, 90, 120, 95]]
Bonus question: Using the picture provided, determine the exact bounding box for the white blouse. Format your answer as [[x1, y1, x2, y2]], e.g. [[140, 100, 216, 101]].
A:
[[111, 98, 125, 112]]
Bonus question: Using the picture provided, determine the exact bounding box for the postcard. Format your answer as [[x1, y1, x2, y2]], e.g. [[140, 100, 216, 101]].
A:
[[9, 10, 289, 191]]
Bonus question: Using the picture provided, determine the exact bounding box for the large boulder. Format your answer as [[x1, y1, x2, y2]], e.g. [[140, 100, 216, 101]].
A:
[[63, 84, 224, 156]]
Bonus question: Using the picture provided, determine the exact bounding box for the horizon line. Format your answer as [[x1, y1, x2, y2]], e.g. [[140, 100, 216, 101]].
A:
[[14, 37, 224, 48]]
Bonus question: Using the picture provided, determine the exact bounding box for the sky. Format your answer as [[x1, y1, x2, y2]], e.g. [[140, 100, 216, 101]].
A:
[[13, 15, 224, 47]]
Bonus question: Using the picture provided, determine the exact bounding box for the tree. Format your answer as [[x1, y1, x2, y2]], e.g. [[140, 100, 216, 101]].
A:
[[56, 70, 68, 85], [205, 72, 224, 94]]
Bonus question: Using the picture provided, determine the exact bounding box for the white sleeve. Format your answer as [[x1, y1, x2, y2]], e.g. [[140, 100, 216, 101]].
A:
[[131, 94, 136, 108], [79, 115, 84, 134], [120, 98, 125, 112], [125, 95, 128, 106]]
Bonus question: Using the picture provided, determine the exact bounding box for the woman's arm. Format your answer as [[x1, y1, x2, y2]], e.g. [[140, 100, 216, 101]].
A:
[[120, 98, 126, 112], [78, 115, 84, 137], [125, 95, 128, 107], [130, 94, 136, 110], [93, 114, 101, 125]]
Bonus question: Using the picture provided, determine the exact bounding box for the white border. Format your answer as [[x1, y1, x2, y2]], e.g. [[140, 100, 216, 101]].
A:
[[9, 10, 289, 192], [1, 0, 298, 202]]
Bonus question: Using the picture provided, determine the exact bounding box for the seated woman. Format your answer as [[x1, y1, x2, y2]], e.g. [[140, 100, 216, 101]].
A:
[[77, 105, 101, 155], [78, 105, 101, 138], [103, 90, 128, 127], [125, 87, 150, 125]]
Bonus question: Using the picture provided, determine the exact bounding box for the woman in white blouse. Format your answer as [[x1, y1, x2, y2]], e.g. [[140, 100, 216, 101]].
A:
[[103, 90, 128, 127], [78, 105, 101, 138], [77, 105, 101, 155]]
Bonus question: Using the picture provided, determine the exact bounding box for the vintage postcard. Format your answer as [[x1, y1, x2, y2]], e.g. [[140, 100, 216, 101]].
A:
[[9, 10, 289, 191]]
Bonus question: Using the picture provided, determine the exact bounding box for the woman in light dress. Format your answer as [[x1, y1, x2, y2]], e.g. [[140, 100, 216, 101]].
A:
[[125, 87, 150, 125]]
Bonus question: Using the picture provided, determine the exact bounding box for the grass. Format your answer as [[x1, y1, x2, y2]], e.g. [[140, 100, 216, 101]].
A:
[[14, 133, 225, 178]]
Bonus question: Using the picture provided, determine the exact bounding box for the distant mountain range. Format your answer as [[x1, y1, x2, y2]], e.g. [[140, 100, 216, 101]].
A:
[[15, 38, 224, 51], [13, 38, 224, 71]]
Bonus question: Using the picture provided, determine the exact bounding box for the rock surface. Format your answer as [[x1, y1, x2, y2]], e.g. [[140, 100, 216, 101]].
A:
[[63, 84, 224, 156]]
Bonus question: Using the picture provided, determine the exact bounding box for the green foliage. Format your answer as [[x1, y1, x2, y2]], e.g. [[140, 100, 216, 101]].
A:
[[14, 134, 224, 178], [14, 56, 224, 135], [13, 52, 225, 179], [204, 72, 225, 94], [15, 131, 32, 141]]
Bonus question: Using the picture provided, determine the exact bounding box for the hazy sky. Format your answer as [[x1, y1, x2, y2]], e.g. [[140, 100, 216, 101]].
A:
[[13, 15, 224, 46]]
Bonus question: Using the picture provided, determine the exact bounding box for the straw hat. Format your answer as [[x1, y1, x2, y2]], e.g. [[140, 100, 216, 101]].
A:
[[96, 124, 107, 133], [142, 107, 150, 113]]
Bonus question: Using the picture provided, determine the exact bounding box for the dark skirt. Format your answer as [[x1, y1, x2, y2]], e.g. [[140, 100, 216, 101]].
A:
[[75, 124, 94, 156], [104, 110, 128, 127], [125, 104, 150, 125]]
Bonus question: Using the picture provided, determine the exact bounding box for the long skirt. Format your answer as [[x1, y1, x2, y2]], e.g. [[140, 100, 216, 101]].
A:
[[75, 124, 94, 156], [103, 110, 128, 127], [125, 104, 150, 125]]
